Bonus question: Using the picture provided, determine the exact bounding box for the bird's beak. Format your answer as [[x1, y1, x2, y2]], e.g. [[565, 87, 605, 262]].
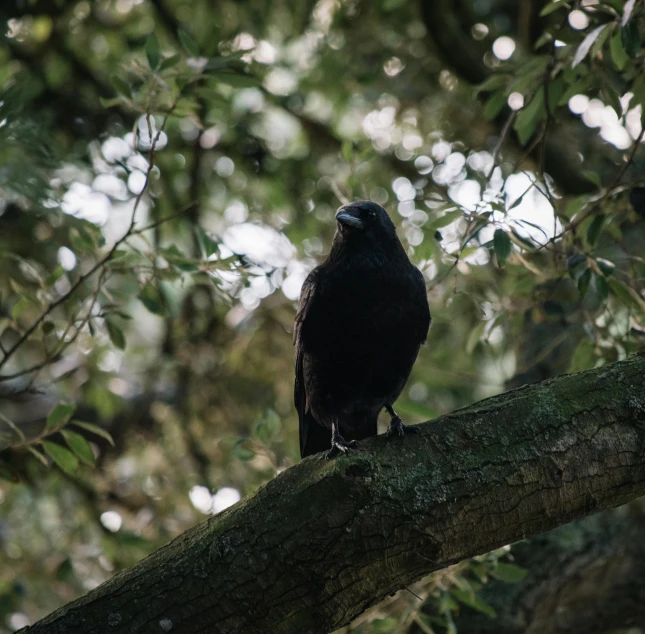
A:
[[336, 207, 364, 230]]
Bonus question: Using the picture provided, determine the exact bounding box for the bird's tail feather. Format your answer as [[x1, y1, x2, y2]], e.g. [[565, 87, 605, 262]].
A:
[[300, 412, 331, 458]]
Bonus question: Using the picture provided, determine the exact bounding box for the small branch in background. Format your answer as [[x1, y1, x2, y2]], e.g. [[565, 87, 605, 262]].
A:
[[488, 109, 516, 179], [539, 42, 558, 214], [330, 179, 351, 206], [0, 88, 186, 381], [131, 203, 195, 237], [510, 119, 548, 176], [540, 125, 645, 251]]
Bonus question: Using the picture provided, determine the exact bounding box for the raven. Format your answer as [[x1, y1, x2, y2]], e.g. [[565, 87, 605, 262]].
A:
[[294, 200, 431, 458]]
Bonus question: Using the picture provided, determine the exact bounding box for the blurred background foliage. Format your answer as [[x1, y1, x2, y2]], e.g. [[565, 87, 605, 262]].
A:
[[1, 0, 645, 632]]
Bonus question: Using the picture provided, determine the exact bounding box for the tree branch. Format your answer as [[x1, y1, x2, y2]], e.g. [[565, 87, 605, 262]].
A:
[[18, 353, 645, 634]]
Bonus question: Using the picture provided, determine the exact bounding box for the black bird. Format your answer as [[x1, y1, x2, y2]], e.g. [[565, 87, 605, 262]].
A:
[[294, 200, 431, 458]]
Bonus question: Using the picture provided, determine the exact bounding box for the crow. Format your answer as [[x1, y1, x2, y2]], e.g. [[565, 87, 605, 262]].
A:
[[294, 200, 431, 458]]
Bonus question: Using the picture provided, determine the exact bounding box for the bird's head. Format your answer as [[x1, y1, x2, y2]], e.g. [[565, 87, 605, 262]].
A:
[[334, 201, 397, 241]]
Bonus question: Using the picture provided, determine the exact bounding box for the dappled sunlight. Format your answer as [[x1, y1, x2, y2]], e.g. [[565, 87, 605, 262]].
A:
[[2, 0, 645, 630]]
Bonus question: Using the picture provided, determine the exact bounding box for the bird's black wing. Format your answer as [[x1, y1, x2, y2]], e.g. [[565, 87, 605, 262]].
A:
[[412, 267, 432, 344], [294, 270, 330, 457]]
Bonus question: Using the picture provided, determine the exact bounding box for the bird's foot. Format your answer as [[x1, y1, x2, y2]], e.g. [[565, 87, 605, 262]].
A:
[[326, 435, 361, 459], [386, 416, 420, 438]]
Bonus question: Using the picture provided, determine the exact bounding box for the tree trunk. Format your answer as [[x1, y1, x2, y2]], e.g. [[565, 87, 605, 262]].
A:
[[19, 353, 645, 634], [450, 508, 645, 634]]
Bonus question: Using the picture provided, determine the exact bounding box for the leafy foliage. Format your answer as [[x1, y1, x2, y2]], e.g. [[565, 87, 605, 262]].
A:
[[0, 0, 644, 632]]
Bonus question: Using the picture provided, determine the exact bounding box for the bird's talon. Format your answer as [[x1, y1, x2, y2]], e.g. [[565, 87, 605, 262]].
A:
[[386, 416, 419, 438], [326, 435, 360, 459]]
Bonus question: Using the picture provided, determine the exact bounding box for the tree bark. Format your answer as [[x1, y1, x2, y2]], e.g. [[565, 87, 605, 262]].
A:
[[19, 353, 645, 634]]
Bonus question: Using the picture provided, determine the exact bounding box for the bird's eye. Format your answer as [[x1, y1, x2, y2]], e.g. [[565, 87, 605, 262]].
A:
[[368, 209, 377, 219]]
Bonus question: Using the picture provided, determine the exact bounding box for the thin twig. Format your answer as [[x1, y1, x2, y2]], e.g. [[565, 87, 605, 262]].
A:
[[131, 203, 195, 236], [0, 88, 185, 379], [1, 270, 107, 383], [538, 125, 645, 251], [488, 109, 516, 179]]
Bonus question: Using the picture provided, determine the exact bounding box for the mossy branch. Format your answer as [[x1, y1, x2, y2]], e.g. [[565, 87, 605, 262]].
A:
[[19, 353, 645, 634]]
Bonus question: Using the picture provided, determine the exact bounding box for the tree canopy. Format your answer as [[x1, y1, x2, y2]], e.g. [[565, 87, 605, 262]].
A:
[[1, 0, 645, 632]]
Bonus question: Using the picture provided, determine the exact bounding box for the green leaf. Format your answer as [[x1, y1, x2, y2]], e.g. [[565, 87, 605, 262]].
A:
[[595, 273, 609, 302], [610, 29, 629, 70], [100, 97, 125, 109], [483, 91, 506, 121], [429, 210, 462, 230], [573, 25, 609, 68], [56, 557, 74, 582], [370, 617, 398, 633], [558, 75, 595, 106], [26, 445, 49, 466], [491, 563, 528, 583], [159, 53, 182, 72], [493, 229, 512, 266], [591, 21, 613, 58], [71, 420, 115, 446], [205, 54, 247, 71], [195, 226, 220, 258], [513, 87, 545, 145], [622, 0, 637, 26], [539, 0, 568, 16], [106, 318, 126, 350], [534, 30, 553, 50], [45, 264, 65, 287], [451, 588, 496, 617], [569, 338, 596, 372], [42, 441, 79, 475], [69, 223, 105, 251], [466, 321, 486, 355], [596, 257, 615, 277], [582, 170, 602, 188], [341, 140, 353, 162], [633, 75, 645, 114], [578, 267, 592, 297], [46, 403, 76, 430], [211, 72, 259, 88], [178, 29, 200, 56], [587, 214, 605, 246], [255, 409, 281, 443], [111, 75, 132, 98], [621, 20, 641, 57], [609, 279, 645, 313], [61, 430, 95, 466], [382, 0, 407, 11], [146, 32, 161, 70], [162, 245, 199, 272], [565, 196, 586, 218], [12, 296, 30, 321], [474, 74, 509, 97], [567, 253, 587, 278], [546, 76, 566, 113], [509, 227, 537, 250], [233, 439, 255, 461], [138, 284, 164, 315], [601, 84, 623, 119], [42, 320, 55, 334]]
